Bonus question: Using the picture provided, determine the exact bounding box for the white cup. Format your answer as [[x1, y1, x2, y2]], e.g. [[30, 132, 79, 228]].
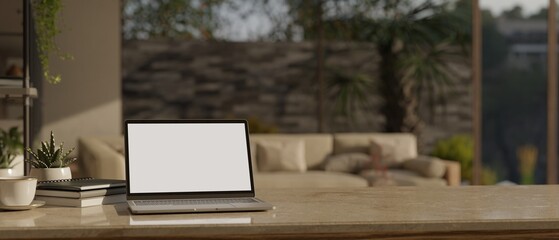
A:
[[0, 177, 37, 206]]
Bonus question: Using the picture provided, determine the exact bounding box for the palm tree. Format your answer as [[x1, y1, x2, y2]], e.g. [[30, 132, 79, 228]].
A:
[[268, 0, 470, 135], [359, 0, 470, 134]]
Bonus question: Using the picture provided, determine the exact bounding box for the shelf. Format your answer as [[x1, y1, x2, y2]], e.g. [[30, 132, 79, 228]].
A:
[[0, 87, 37, 97], [0, 33, 23, 36]]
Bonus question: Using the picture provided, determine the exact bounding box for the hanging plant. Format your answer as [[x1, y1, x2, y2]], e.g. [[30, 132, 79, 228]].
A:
[[33, 0, 72, 84]]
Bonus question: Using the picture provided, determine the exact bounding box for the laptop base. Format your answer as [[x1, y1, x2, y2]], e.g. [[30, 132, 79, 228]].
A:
[[128, 197, 274, 214]]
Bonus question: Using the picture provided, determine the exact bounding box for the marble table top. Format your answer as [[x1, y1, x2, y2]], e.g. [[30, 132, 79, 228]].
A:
[[2, 186, 559, 239]]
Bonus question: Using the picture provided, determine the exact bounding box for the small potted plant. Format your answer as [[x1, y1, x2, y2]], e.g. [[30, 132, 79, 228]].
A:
[[0, 141, 18, 177], [0, 127, 24, 177], [27, 131, 76, 181]]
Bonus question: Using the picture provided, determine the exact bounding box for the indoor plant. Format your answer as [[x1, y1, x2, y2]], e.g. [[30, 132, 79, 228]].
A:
[[0, 127, 24, 177], [0, 142, 18, 177], [27, 131, 76, 180], [33, 0, 71, 84]]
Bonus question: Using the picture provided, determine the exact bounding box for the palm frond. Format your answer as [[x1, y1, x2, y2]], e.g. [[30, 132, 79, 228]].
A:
[[327, 70, 374, 123]]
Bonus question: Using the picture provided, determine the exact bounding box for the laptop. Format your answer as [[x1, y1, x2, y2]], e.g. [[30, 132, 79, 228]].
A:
[[124, 119, 274, 214]]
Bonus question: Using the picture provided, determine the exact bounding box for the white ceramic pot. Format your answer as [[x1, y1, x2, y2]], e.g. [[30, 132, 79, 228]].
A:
[[11, 155, 24, 176], [29, 167, 72, 181], [0, 168, 16, 177], [0, 155, 24, 177]]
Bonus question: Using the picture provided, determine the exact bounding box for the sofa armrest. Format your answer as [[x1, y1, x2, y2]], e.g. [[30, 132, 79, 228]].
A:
[[439, 159, 461, 186], [78, 137, 125, 180]]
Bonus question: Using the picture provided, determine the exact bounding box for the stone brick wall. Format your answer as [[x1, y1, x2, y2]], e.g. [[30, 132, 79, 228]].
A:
[[122, 40, 471, 153]]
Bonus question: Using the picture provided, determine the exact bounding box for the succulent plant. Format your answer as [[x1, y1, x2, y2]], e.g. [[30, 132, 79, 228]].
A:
[[26, 131, 76, 168]]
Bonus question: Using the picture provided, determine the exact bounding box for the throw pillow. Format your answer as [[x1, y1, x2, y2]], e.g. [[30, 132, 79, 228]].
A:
[[324, 153, 372, 174], [256, 140, 306, 172], [402, 155, 446, 178], [369, 141, 400, 168]]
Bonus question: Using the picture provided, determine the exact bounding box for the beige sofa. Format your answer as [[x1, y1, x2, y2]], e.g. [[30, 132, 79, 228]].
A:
[[78, 133, 460, 188]]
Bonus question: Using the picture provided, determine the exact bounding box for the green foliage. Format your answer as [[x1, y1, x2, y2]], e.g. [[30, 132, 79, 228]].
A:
[[517, 145, 538, 185], [528, 7, 548, 20], [268, 0, 471, 133], [122, 0, 229, 40], [26, 131, 76, 168], [327, 70, 373, 123], [33, 0, 71, 84], [431, 134, 473, 181], [0, 141, 16, 169], [501, 5, 523, 19], [0, 127, 23, 169], [1, 127, 23, 155], [482, 167, 498, 185], [247, 117, 278, 134], [376, 1, 469, 132], [431, 134, 501, 185]]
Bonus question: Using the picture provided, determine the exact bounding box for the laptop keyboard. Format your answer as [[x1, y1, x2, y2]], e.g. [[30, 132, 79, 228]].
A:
[[133, 198, 258, 206]]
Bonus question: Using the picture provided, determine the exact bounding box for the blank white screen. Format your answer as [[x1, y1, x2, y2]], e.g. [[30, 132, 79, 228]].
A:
[[127, 123, 252, 193]]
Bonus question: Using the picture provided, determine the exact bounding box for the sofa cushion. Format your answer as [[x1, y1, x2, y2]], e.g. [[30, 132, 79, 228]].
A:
[[360, 169, 446, 187], [256, 140, 306, 172], [334, 133, 417, 162], [78, 137, 126, 180], [254, 171, 368, 188], [370, 140, 401, 168], [402, 156, 446, 178], [324, 153, 371, 174], [98, 136, 125, 154], [251, 134, 333, 170]]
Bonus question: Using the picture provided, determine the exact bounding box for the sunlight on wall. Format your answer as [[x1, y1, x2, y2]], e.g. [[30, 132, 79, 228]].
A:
[[39, 0, 121, 153]]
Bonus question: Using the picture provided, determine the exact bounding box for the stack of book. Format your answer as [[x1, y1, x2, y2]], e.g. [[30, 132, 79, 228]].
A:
[[34, 178, 127, 208]]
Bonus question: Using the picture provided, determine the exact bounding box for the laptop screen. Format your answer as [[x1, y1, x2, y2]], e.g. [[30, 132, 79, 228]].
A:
[[125, 121, 253, 194]]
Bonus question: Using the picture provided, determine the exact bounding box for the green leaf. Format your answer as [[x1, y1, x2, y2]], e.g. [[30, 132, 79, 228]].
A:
[[61, 146, 75, 160], [41, 141, 50, 156], [38, 149, 48, 163], [49, 131, 55, 155], [63, 157, 77, 167], [34, 0, 69, 84], [52, 148, 61, 163], [27, 147, 40, 161], [27, 131, 76, 168]]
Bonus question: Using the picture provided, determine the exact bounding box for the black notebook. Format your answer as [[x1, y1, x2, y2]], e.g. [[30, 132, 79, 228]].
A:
[[37, 178, 126, 191]]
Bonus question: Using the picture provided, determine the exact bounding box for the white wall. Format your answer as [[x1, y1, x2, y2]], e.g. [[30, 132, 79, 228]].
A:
[[39, 0, 121, 152]]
